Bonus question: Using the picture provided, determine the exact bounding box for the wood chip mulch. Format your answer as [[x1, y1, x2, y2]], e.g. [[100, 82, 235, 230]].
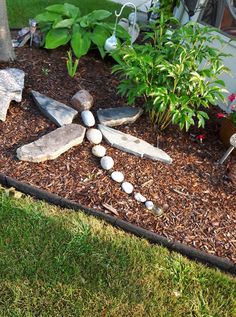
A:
[[0, 44, 235, 263]]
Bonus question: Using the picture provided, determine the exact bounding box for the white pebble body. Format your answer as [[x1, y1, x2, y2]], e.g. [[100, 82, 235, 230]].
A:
[[121, 182, 134, 194], [100, 156, 114, 170], [81, 110, 95, 127], [145, 200, 154, 210], [92, 145, 106, 157], [86, 128, 102, 144], [111, 171, 124, 183], [134, 192, 147, 203]]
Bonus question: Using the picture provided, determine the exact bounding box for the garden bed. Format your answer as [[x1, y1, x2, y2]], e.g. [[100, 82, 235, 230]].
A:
[[0, 45, 235, 263]]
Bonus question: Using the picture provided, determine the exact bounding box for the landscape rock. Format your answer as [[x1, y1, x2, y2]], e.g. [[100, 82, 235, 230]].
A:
[[97, 106, 143, 127], [31, 90, 78, 127], [98, 124, 172, 164], [134, 192, 147, 203], [111, 171, 125, 183], [100, 156, 114, 170], [86, 128, 103, 144], [0, 68, 25, 121], [121, 181, 134, 194], [71, 90, 94, 112], [17, 124, 86, 163], [92, 145, 106, 157], [81, 110, 95, 127]]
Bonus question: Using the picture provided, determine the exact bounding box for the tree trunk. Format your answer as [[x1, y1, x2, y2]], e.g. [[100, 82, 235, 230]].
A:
[[0, 0, 15, 61]]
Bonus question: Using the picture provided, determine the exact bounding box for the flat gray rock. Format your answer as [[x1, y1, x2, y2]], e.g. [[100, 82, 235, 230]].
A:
[[97, 106, 143, 127], [17, 124, 86, 163], [0, 68, 25, 121], [31, 90, 78, 127], [98, 124, 172, 164]]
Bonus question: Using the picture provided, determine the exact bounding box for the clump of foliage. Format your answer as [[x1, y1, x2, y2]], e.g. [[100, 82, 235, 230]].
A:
[[112, 12, 229, 131], [35, 2, 128, 77]]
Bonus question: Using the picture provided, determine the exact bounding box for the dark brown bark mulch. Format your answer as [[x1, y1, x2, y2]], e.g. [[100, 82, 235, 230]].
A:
[[0, 45, 235, 263]]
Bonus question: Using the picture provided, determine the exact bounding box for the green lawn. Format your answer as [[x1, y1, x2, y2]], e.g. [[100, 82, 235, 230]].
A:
[[0, 188, 235, 316], [6, 0, 130, 28]]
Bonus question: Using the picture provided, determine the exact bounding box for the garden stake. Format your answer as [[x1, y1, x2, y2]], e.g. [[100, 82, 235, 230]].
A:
[[219, 133, 236, 164]]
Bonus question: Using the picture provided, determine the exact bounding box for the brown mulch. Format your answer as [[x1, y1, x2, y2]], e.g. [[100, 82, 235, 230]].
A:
[[0, 44, 235, 263]]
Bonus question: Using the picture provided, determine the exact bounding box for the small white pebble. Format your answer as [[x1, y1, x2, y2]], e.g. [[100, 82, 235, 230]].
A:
[[145, 200, 154, 210], [134, 192, 147, 203], [111, 171, 124, 183], [100, 156, 114, 170], [92, 145, 106, 157], [86, 128, 102, 144], [121, 182, 134, 194], [81, 110, 95, 127]]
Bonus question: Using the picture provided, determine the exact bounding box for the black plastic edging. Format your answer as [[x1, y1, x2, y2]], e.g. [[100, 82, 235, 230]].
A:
[[0, 172, 235, 275]]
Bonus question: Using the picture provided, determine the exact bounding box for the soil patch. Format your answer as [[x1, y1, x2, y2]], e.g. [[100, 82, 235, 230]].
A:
[[0, 44, 235, 263]]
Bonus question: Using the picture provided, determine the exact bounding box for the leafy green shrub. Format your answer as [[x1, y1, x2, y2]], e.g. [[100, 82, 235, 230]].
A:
[[112, 13, 229, 131], [35, 3, 128, 76]]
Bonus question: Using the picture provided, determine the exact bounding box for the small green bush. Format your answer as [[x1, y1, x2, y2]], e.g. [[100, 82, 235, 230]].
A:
[[112, 13, 229, 131]]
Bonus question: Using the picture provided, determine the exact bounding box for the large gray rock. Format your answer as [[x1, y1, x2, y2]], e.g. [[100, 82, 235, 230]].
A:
[[98, 124, 172, 164], [0, 68, 25, 121], [97, 106, 143, 127], [31, 90, 78, 127], [17, 124, 86, 163]]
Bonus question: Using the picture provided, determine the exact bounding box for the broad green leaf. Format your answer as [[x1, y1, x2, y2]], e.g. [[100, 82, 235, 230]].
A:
[[78, 16, 90, 28], [52, 17, 63, 28], [72, 23, 81, 34], [35, 12, 61, 23], [46, 3, 80, 18], [54, 18, 75, 29], [86, 10, 112, 22], [90, 26, 110, 47], [71, 31, 91, 58], [64, 3, 80, 18], [46, 4, 65, 15], [45, 28, 71, 49]]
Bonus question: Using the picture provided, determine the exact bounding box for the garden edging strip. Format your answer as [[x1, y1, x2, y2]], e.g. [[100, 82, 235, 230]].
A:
[[0, 172, 235, 276]]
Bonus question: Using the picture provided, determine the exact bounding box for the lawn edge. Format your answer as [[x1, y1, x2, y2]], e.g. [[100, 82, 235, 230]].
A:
[[0, 172, 235, 275]]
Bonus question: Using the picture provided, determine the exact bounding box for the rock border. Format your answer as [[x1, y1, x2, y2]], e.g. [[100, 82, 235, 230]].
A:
[[0, 172, 235, 276]]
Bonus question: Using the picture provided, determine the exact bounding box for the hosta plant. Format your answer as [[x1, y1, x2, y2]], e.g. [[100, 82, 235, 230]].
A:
[[35, 3, 128, 76], [112, 12, 229, 131]]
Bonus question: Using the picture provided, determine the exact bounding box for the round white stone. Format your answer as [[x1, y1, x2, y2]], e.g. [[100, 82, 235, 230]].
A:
[[86, 128, 102, 144], [134, 192, 147, 203], [81, 110, 95, 127], [100, 156, 114, 170], [145, 200, 154, 210], [92, 145, 106, 157], [111, 171, 124, 183], [121, 182, 134, 194]]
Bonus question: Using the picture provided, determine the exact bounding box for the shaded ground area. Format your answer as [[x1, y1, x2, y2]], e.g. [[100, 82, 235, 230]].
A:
[[0, 45, 235, 262]]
